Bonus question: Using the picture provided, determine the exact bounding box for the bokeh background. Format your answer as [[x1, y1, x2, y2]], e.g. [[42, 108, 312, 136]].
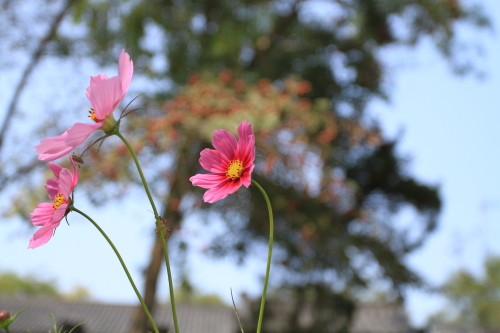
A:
[[1, 0, 500, 332]]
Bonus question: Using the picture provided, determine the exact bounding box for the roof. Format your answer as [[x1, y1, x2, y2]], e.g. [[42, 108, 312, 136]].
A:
[[239, 294, 413, 333], [0, 295, 415, 333], [0, 296, 237, 333], [428, 323, 500, 333]]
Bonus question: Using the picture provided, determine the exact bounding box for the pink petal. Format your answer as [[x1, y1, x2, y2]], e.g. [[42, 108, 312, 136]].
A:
[[36, 132, 72, 162], [237, 121, 256, 166], [30, 203, 55, 226], [36, 122, 101, 161], [190, 173, 227, 189], [48, 163, 63, 178], [86, 76, 123, 119], [118, 49, 134, 93], [212, 129, 238, 161], [199, 149, 230, 173], [28, 224, 56, 249], [57, 168, 73, 198], [69, 157, 79, 189], [240, 164, 255, 188], [51, 204, 67, 223], [89, 73, 109, 88], [203, 178, 242, 203], [65, 122, 102, 147], [45, 178, 59, 200]]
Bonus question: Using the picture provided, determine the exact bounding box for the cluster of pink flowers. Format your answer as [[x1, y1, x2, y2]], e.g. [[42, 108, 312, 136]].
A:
[[30, 49, 256, 248], [29, 50, 134, 248]]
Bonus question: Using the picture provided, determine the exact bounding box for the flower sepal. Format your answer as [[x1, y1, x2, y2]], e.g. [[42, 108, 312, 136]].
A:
[[99, 115, 119, 135]]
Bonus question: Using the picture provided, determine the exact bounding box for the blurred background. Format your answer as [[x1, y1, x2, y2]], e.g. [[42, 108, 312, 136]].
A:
[[1, 0, 499, 332]]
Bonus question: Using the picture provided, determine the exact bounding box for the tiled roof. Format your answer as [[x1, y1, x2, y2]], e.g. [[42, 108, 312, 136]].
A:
[[0, 296, 237, 333], [428, 323, 500, 333]]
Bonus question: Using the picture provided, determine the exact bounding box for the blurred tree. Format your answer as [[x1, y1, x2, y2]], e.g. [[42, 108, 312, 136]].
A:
[[0, 271, 90, 301], [0, 271, 60, 298], [431, 256, 500, 329], [0, 0, 489, 332]]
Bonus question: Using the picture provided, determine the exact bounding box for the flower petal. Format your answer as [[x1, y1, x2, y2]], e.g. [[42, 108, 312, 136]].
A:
[[48, 163, 63, 178], [28, 224, 56, 249], [212, 129, 238, 160], [45, 178, 59, 200], [118, 49, 134, 93], [69, 157, 79, 190], [51, 204, 67, 223], [203, 178, 242, 203], [199, 148, 230, 173], [57, 168, 74, 198], [30, 203, 55, 226], [237, 120, 255, 165], [190, 173, 227, 189], [86, 76, 123, 119], [89, 73, 109, 88], [36, 122, 101, 161], [64, 122, 102, 147], [36, 133, 72, 162], [240, 163, 255, 188]]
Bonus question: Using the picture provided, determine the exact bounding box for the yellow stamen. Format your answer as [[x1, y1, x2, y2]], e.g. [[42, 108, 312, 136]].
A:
[[52, 193, 66, 210], [226, 160, 243, 180], [87, 107, 101, 122]]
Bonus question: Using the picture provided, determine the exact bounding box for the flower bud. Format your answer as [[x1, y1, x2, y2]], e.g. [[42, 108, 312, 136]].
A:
[[0, 311, 9, 323]]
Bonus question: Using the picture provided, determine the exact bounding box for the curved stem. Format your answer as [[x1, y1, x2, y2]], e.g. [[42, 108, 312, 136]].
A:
[[115, 131, 158, 217], [115, 131, 180, 333], [252, 179, 274, 333], [72, 207, 159, 333]]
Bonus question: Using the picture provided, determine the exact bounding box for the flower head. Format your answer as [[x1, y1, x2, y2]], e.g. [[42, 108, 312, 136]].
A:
[[190, 120, 255, 203], [36, 49, 134, 161], [28, 158, 79, 248]]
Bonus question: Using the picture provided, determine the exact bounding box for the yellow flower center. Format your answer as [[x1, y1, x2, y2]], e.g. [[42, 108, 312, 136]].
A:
[[226, 160, 243, 180], [52, 193, 66, 210], [87, 108, 102, 122]]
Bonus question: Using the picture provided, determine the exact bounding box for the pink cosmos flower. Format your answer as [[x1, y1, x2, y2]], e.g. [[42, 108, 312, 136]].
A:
[[190, 120, 255, 203], [35, 49, 134, 161], [28, 158, 79, 248]]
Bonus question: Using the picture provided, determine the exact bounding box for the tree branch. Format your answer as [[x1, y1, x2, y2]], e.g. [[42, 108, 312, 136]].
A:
[[0, 0, 77, 154]]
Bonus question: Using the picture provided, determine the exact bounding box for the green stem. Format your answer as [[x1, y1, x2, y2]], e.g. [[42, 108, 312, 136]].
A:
[[115, 131, 180, 333], [5, 327, 10, 333], [72, 207, 159, 333], [252, 179, 274, 333]]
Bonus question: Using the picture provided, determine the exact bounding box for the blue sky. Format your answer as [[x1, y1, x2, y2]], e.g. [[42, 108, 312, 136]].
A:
[[1, 0, 500, 328]]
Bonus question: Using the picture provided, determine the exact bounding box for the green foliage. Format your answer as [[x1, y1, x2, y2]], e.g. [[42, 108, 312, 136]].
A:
[[0, 272, 60, 299], [0, 272, 91, 301], [435, 256, 500, 328], [27, 314, 83, 333]]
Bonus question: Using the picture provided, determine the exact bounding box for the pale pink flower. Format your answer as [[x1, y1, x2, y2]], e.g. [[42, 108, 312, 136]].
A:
[[28, 158, 79, 248], [36, 49, 134, 161], [190, 121, 255, 203]]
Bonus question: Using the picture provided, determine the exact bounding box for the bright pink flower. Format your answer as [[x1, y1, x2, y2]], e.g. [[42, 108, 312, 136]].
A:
[[28, 158, 79, 249], [190, 120, 255, 203], [35, 49, 134, 161]]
